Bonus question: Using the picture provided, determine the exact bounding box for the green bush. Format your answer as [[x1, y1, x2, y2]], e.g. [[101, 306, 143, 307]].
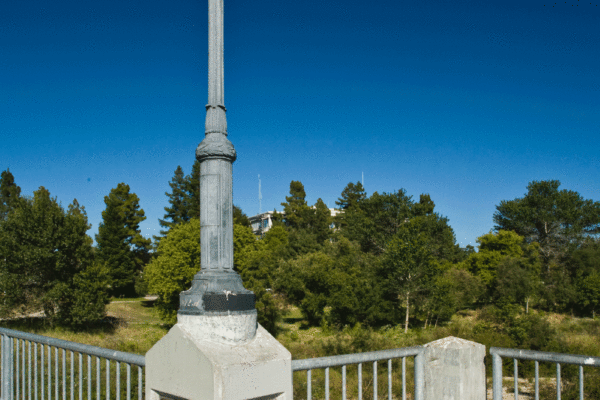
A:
[[145, 219, 200, 325]]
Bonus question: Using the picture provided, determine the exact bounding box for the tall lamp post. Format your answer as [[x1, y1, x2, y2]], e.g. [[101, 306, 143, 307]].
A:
[[178, 0, 257, 343], [145, 2, 292, 398]]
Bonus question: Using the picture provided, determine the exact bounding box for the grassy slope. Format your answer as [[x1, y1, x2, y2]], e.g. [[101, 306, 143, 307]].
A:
[[2, 302, 600, 358]]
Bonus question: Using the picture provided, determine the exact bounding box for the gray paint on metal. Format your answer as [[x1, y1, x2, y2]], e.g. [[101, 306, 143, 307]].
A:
[[178, 0, 255, 318]]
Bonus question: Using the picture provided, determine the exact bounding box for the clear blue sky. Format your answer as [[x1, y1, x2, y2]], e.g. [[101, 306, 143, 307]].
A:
[[1, 0, 598, 248]]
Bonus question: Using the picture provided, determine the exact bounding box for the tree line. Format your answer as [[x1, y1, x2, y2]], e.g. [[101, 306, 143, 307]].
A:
[[147, 167, 600, 337], [2, 163, 600, 336]]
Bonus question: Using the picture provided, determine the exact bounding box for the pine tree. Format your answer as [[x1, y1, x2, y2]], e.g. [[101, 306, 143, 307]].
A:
[[233, 205, 251, 227], [0, 168, 21, 221], [156, 166, 191, 240], [281, 180, 312, 230], [335, 181, 366, 210], [0, 187, 107, 325], [185, 160, 201, 219], [334, 181, 366, 231], [312, 198, 332, 243], [96, 183, 151, 297], [155, 161, 201, 244]]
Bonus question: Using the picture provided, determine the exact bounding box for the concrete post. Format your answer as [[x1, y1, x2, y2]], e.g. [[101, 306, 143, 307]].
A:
[[145, 0, 292, 399], [423, 336, 486, 400]]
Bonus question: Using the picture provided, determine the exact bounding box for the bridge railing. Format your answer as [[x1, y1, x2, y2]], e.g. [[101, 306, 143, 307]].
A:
[[490, 346, 600, 400], [292, 346, 424, 400], [0, 328, 145, 400]]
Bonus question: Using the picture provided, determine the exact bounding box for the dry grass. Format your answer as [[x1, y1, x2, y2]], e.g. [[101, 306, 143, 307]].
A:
[[0, 299, 169, 355]]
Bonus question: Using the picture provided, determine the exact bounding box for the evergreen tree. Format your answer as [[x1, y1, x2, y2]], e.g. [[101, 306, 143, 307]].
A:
[[0, 187, 108, 326], [233, 205, 251, 227], [494, 180, 600, 264], [155, 166, 192, 242], [281, 181, 312, 230], [185, 160, 201, 219], [96, 183, 151, 297], [335, 181, 366, 210], [344, 190, 414, 255], [312, 198, 332, 243], [0, 168, 21, 221]]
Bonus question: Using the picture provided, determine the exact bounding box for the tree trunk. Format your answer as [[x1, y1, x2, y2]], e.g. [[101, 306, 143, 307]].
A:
[[424, 311, 430, 330], [404, 292, 410, 334], [435, 315, 439, 328], [526, 298, 529, 314]]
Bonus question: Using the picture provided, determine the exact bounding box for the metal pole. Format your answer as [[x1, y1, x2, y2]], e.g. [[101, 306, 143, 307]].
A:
[[492, 353, 502, 400], [178, 0, 256, 321], [413, 353, 424, 400]]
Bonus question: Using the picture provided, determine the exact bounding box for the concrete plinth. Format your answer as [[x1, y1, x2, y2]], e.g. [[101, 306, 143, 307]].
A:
[[146, 322, 292, 400], [423, 336, 485, 400]]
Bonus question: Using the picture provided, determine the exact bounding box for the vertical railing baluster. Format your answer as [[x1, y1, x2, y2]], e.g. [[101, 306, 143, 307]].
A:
[[78, 353, 82, 400], [70, 351, 74, 400], [414, 352, 424, 400], [324, 367, 329, 400], [373, 361, 377, 400], [21, 339, 27, 400], [54, 348, 58, 400], [34, 343, 38, 400], [513, 358, 518, 400], [40, 345, 44, 400], [492, 353, 502, 400], [307, 370, 311, 400], [402, 357, 406, 400], [62, 349, 66, 400], [22, 340, 25, 400], [47, 346, 51, 400], [16, 339, 20, 400], [387, 359, 391, 400], [29, 341, 32, 400], [126, 364, 131, 400], [137, 366, 142, 400], [87, 356, 91, 400], [21, 340, 25, 400], [95, 357, 100, 400], [579, 365, 584, 400], [105, 360, 110, 400], [358, 363, 362, 400], [2, 335, 6, 400], [116, 361, 120, 400], [11, 337, 15, 400], [342, 365, 346, 400], [534, 361, 539, 400], [556, 363, 561, 400]]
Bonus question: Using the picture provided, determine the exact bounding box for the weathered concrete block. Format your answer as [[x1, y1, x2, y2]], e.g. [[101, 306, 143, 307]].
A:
[[423, 336, 486, 400], [146, 322, 292, 400]]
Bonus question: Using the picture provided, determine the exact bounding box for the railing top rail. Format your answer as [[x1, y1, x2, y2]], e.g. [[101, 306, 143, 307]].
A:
[[490, 347, 600, 367], [292, 345, 424, 371], [0, 327, 145, 367]]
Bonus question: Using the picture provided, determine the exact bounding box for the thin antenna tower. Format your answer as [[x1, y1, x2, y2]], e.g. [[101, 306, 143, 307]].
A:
[[258, 174, 262, 214]]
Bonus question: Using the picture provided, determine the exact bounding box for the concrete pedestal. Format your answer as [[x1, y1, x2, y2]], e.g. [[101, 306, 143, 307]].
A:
[[423, 336, 485, 400], [146, 320, 292, 400]]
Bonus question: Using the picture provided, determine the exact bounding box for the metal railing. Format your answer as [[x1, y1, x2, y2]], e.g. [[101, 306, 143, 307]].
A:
[[292, 346, 424, 400], [490, 347, 600, 400], [0, 328, 145, 400]]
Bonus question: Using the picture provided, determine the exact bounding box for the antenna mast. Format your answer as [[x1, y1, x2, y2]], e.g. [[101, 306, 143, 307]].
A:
[[258, 174, 262, 214]]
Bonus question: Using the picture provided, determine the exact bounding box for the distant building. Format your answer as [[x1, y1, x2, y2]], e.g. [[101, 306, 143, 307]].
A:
[[249, 211, 279, 235], [248, 208, 342, 235]]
